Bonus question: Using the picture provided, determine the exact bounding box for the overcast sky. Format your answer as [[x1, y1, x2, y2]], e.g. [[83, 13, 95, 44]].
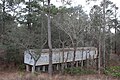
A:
[[51, 0, 120, 33], [51, 0, 120, 15]]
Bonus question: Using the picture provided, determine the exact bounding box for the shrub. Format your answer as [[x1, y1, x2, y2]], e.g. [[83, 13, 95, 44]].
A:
[[64, 67, 96, 75], [104, 66, 120, 77], [5, 46, 23, 65], [18, 64, 26, 71]]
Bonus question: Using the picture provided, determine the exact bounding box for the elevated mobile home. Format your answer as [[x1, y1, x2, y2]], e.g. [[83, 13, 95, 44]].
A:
[[24, 47, 98, 72]]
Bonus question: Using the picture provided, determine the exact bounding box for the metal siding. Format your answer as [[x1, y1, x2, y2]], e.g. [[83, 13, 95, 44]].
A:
[[24, 47, 98, 66]]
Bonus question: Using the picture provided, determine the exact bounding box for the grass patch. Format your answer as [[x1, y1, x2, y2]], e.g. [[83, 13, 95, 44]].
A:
[[64, 67, 96, 75], [18, 64, 26, 71], [104, 66, 120, 77]]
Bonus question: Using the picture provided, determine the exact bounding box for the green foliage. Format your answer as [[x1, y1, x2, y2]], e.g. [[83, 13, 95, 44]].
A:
[[5, 46, 23, 64], [64, 67, 96, 75], [104, 66, 120, 77], [50, 5, 59, 15], [18, 64, 26, 71]]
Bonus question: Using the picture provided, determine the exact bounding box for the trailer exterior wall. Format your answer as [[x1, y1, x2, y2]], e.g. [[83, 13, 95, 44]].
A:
[[24, 47, 97, 66]]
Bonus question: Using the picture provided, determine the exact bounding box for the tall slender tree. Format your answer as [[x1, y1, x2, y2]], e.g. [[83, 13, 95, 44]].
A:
[[47, 0, 53, 76], [102, 0, 106, 69]]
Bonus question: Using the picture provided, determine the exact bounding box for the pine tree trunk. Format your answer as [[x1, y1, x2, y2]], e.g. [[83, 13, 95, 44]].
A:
[[47, 0, 53, 77], [102, 0, 106, 69], [98, 38, 101, 74], [114, 6, 117, 54]]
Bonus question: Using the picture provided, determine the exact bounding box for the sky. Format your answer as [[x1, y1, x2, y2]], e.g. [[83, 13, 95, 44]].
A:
[[51, 0, 120, 33], [23, 0, 120, 15], [51, 0, 120, 15]]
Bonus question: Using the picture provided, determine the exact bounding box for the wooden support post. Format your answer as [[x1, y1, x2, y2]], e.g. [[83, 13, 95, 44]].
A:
[[32, 66, 35, 73], [78, 61, 80, 66], [81, 52, 83, 68], [42, 66, 46, 72], [26, 65, 30, 72], [65, 63, 67, 68], [37, 66, 41, 72], [52, 65, 54, 71], [56, 64, 59, 70], [92, 55, 94, 67], [76, 61, 79, 67], [86, 52, 88, 69], [71, 62, 72, 68], [88, 53, 90, 67], [81, 60, 83, 68]]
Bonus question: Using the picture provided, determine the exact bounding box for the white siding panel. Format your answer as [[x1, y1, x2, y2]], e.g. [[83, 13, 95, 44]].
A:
[[24, 47, 98, 66]]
